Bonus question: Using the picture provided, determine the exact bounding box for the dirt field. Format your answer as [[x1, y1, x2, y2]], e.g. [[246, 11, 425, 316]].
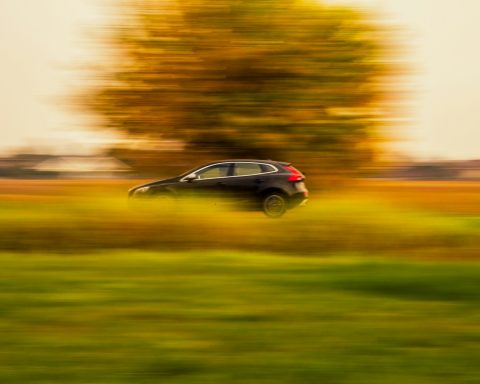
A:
[[2, 178, 480, 213], [0, 178, 479, 258]]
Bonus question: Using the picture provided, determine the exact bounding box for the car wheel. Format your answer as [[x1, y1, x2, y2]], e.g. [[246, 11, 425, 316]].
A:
[[262, 193, 287, 218]]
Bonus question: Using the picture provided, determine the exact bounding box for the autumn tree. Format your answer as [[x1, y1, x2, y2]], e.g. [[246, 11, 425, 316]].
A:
[[83, 0, 397, 175]]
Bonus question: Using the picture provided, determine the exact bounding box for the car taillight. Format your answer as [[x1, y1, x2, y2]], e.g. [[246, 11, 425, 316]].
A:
[[283, 165, 304, 182]]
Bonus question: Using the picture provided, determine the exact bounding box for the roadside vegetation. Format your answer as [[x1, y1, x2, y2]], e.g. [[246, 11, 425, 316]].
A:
[[0, 179, 479, 258]]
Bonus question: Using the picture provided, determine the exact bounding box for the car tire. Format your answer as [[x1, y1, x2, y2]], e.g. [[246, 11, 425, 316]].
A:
[[262, 193, 287, 218]]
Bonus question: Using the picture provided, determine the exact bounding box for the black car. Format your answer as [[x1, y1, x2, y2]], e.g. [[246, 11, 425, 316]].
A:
[[129, 160, 308, 217]]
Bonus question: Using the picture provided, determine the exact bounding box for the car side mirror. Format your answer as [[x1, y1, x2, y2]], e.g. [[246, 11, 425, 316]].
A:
[[183, 173, 198, 182]]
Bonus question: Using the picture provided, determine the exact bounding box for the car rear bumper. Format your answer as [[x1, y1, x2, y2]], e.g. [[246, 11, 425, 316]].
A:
[[288, 192, 308, 208]]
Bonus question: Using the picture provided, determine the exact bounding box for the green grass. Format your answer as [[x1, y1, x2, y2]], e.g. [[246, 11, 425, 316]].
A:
[[0, 251, 478, 384]]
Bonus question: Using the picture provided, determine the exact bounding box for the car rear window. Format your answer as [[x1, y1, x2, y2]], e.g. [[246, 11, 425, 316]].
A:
[[260, 163, 276, 173]]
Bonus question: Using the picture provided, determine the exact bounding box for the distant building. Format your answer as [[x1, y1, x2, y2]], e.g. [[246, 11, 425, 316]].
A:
[[0, 153, 56, 178], [378, 159, 480, 180], [30, 156, 131, 178], [456, 160, 480, 180]]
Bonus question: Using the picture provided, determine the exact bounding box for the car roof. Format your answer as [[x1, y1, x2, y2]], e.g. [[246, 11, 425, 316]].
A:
[[177, 159, 290, 178], [204, 159, 290, 166]]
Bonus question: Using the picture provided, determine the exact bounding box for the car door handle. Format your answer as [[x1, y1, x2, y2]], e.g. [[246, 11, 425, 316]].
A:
[[216, 182, 225, 186], [254, 179, 264, 184]]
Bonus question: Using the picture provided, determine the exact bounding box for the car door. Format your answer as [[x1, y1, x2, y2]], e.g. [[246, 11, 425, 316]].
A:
[[226, 162, 273, 200], [176, 162, 233, 198]]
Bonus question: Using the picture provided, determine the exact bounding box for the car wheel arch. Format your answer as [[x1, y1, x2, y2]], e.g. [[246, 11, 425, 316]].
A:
[[260, 187, 288, 199]]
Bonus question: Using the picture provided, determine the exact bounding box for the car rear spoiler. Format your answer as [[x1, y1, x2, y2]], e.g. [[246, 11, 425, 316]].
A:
[[273, 161, 291, 166]]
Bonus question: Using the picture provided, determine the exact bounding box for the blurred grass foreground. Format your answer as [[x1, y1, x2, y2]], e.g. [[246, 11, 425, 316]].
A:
[[2, 179, 480, 256], [0, 179, 479, 383]]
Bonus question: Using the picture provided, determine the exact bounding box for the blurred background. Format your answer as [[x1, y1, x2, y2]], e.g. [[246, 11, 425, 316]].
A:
[[0, 1, 479, 383]]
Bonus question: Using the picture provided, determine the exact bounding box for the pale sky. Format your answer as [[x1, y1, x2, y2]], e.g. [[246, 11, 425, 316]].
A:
[[1, 0, 480, 160], [0, 0, 114, 155]]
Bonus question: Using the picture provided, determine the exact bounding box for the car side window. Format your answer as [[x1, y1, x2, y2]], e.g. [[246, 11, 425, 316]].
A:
[[234, 163, 264, 176], [196, 163, 230, 179]]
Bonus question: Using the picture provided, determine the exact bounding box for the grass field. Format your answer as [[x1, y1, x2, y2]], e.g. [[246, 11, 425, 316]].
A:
[[0, 251, 479, 384], [0, 179, 479, 383]]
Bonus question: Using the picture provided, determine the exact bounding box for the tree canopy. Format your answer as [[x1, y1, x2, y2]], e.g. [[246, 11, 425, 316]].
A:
[[83, 0, 397, 175]]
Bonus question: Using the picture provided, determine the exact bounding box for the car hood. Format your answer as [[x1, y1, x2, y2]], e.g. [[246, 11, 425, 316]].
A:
[[128, 177, 179, 196]]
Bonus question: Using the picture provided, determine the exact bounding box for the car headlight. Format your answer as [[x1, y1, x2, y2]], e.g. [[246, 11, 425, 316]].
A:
[[134, 186, 150, 195]]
